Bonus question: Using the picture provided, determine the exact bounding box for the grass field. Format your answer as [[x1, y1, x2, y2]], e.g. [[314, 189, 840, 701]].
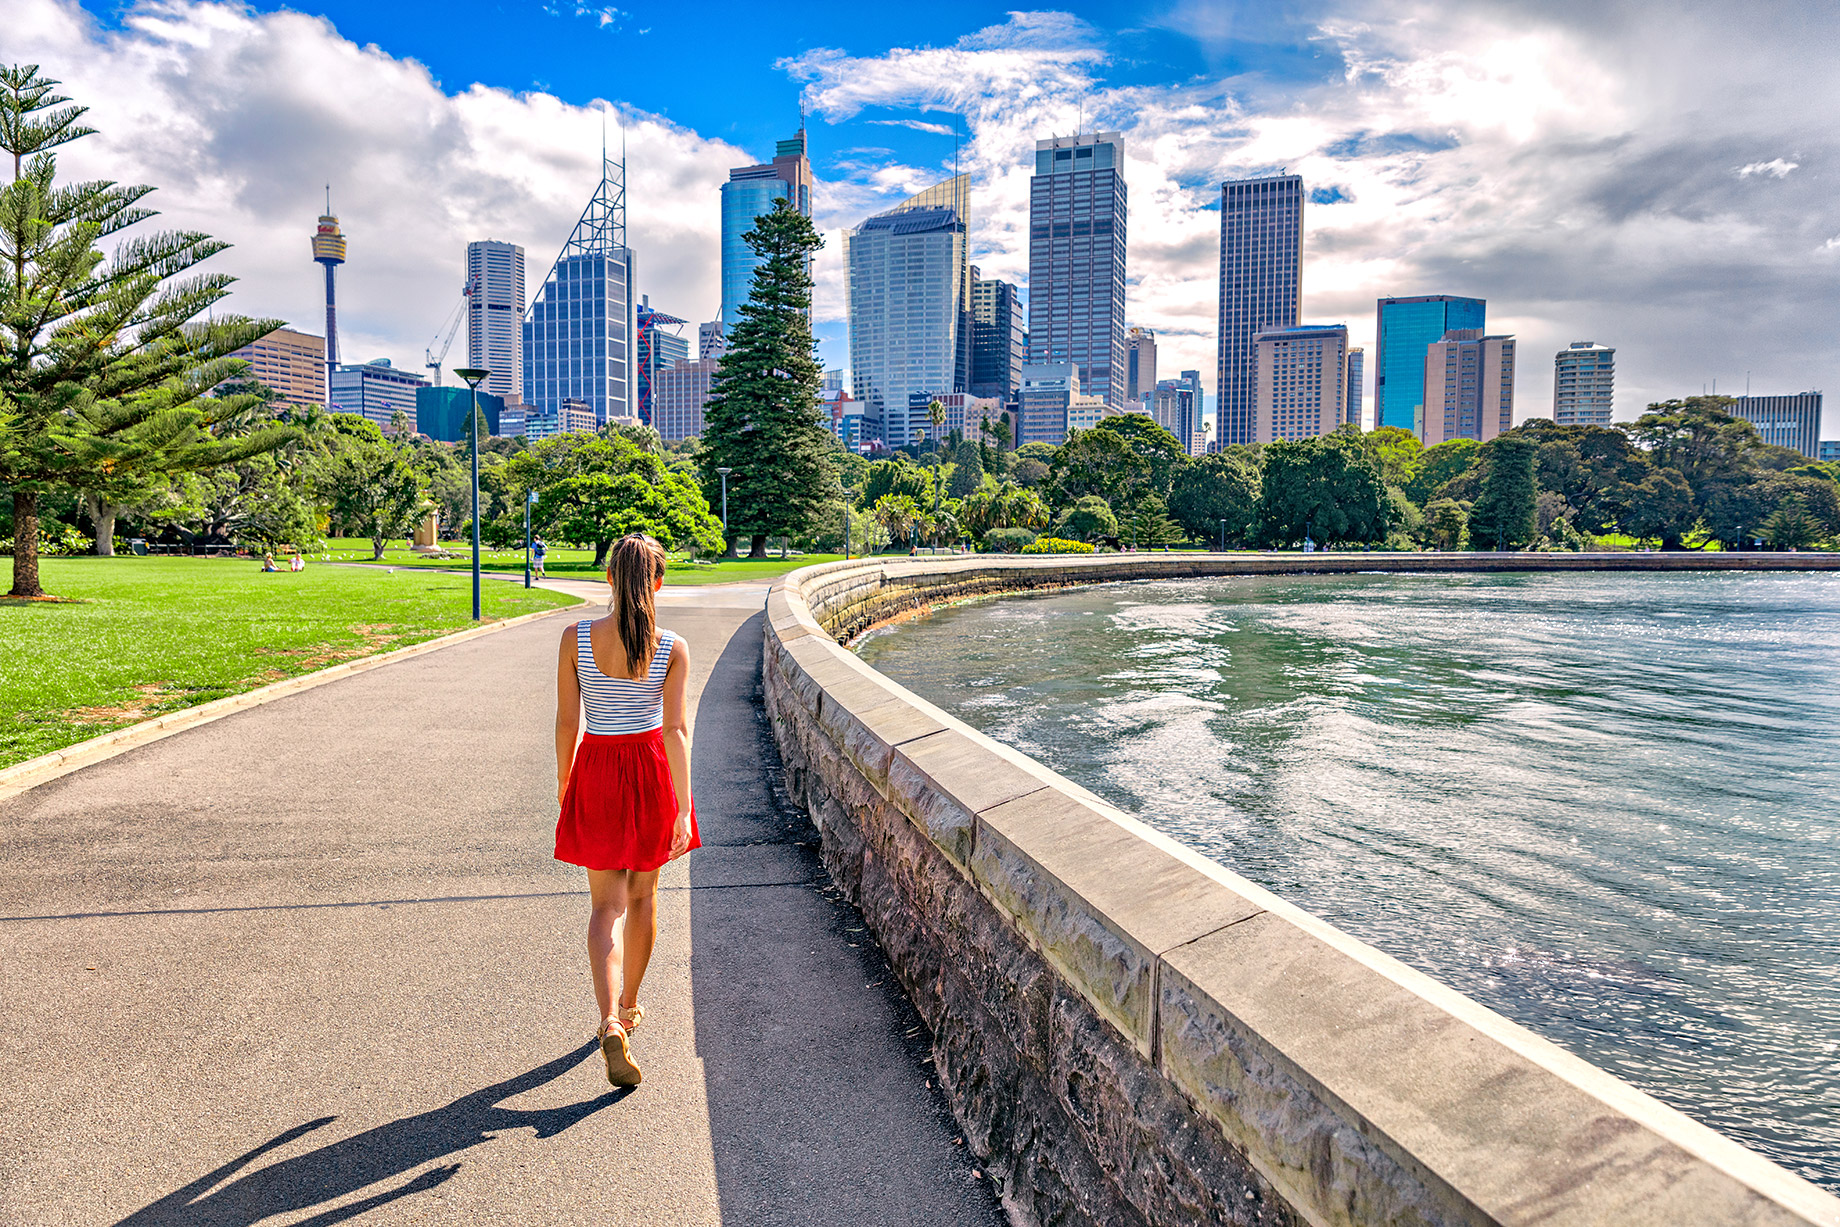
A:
[[315, 538, 849, 584], [0, 556, 582, 770]]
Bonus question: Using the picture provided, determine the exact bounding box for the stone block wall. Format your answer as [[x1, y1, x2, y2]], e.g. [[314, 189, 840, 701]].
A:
[[763, 554, 1840, 1227]]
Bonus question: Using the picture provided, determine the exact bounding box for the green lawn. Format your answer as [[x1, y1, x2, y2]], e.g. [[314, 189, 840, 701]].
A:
[[315, 538, 849, 585], [0, 556, 582, 770]]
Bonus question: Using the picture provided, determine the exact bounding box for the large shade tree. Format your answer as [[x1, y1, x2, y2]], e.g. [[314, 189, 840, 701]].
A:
[[1, 64, 288, 596], [1257, 434, 1389, 547], [698, 199, 835, 557]]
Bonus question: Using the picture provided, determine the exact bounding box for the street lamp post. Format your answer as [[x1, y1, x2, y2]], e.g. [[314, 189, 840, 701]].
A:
[[1218, 518, 1226, 553], [524, 488, 539, 588], [716, 466, 732, 557], [454, 368, 492, 621]]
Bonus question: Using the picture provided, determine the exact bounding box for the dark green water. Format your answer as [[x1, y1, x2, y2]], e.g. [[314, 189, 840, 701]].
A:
[[856, 571, 1840, 1190]]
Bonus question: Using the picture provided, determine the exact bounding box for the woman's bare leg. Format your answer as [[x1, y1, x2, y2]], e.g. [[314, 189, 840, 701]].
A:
[[618, 868, 662, 1010], [586, 869, 630, 1025]]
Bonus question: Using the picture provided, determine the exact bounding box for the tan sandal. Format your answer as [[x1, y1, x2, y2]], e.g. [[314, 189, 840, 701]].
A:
[[597, 1017, 642, 1087], [617, 1004, 645, 1034]]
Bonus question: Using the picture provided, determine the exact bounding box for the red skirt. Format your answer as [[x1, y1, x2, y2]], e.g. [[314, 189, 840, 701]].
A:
[[555, 729, 700, 872]]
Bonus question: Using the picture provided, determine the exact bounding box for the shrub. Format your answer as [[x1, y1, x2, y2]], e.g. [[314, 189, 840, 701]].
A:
[[1021, 536, 1095, 555], [982, 526, 1038, 553], [0, 526, 91, 556]]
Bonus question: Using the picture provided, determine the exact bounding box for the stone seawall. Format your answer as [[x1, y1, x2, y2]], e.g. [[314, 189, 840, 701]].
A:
[[762, 553, 1840, 1227]]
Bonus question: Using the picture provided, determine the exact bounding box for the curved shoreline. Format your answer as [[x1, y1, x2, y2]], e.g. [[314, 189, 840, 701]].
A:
[[764, 552, 1840, 1227]]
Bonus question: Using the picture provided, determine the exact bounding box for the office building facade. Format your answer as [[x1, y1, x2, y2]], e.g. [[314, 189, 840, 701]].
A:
[[1126, 326, 1157, 403], [329, 359, 428, 432], [524, 155, 634, 425], [1553, 341, 1614, 426], [415, 385, 505, 443], [1019, 362, 1104, 446], [1254, 325, 1348, 443], [526, 399, 601, 441], [1346, 347, 1365, 429], [1217, 175, 1303, 447], [845, 192, 968, 449], [465, 239, 526, 400], [1421, 330, 1515, 445], [226, 327, 325, 408], [1374, 295, 1486, 431], [1730, 392, 1823, 457], [970, 267, 1026, 400], [1028, 132, 1128, 409], [721, 129, 813, 325], [1819, 439, 1839, 463], [653, 355, 723, 442]]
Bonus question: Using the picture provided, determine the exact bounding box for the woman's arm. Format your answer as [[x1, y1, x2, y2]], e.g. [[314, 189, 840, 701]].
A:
[[661, 638, 694, 859], [556, 622, 582, 805]]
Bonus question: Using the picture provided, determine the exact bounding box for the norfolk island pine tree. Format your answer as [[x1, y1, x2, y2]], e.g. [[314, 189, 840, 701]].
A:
[[2, 64, 289, 597], [698, 199, 836, 559]]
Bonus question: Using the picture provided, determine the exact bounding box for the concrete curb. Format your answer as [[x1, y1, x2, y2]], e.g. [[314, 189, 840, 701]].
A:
[[0, 597, 587, 802]]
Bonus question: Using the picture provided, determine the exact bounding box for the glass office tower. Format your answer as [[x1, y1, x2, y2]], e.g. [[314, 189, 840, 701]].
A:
[[845, 188, 967, 449], [721, 130, 813, 325], [1217, 175, 1303, 447], [635, 298, 689, 427], [523, 154, 634, 425], [1028, 133, 1128, 408], [970, 265, 1025, 401], [1374, 295, 1485, 432]]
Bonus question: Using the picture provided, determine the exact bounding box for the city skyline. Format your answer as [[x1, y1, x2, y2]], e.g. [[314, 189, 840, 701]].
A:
[[21, 0, 1835, 441]]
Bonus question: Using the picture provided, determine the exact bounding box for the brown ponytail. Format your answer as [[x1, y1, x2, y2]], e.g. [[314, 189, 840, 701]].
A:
[[606, 534, 668, 678]]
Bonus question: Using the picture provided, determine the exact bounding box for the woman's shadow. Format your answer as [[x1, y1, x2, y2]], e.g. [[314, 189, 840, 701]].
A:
[[117, 1041, 623, 1226]]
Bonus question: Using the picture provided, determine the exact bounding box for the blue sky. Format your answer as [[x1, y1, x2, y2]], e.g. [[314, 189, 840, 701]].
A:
[[21, 0, 1840, 432]]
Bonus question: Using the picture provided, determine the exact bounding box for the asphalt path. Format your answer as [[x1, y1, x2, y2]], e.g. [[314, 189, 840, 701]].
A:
[[0, 587, 1001, 1225]]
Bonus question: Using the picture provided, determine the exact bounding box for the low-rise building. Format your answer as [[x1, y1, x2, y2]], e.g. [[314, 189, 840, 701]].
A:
[[415, 385, 505, 442]]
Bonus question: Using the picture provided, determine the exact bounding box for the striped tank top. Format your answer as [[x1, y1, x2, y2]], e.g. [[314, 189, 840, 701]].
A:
[[575, 620, 676, 735]]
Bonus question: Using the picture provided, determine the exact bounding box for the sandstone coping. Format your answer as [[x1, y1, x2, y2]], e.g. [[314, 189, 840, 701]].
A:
[[765, 552, 1840, 1227]]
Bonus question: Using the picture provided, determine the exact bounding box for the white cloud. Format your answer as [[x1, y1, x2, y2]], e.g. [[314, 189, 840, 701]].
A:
[[1737, 158, 1798, 178], [867, 119, 958, 136], [8, 0, 741, 383]]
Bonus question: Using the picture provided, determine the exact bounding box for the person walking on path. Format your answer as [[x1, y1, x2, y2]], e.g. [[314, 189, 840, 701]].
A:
[[532, 536, 547, 580], [553, 534, 699, 1087]]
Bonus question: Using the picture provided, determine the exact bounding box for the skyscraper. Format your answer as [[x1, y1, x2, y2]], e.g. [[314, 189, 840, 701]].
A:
[[1126, 326, 1157, 403], [1374, 295, 1486, 431], [1028, 132, 1128, 408], [329, 359, 427, 432], [310, 203, 347, 401], [635, 298, 689, 426], [1254, 325, 1347, 443], [970, 266, 1025, 402], [721, 129, 813, 325], [523, 151, 635, 424], [1552, 341, 1614, 426], [1729, 392, 1823, 457], [1346, 347, 1365, 429], [465, 240, 526, 401], [1421, 329, 1515, 445], [845, 183, 968, 449], [1217, 175, 1303, 447]]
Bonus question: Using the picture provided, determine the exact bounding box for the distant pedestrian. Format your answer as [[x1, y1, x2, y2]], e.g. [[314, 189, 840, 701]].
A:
[[553, 534, 698, 1087], [532, 536, 547, 579]]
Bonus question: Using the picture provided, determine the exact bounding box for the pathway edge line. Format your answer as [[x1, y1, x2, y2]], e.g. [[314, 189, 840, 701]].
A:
[[0, 597, 586, 800]]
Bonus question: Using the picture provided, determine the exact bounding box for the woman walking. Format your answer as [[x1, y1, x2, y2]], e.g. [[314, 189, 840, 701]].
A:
[[554, 534, 699, 1087]]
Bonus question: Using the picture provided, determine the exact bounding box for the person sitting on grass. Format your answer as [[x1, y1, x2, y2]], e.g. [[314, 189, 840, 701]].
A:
[[289, 553, 305, 573], [260, 552, 278, 572]]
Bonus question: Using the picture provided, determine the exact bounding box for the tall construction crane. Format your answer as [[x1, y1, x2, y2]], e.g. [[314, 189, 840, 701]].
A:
[[424, 279, 472, 386]]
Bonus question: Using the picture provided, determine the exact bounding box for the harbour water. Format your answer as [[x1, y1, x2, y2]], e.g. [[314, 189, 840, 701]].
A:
[[855, 571, 1840, 1190]]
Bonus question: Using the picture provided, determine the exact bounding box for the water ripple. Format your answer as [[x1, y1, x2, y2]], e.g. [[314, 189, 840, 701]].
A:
[[858, 571, 1840, 1190]]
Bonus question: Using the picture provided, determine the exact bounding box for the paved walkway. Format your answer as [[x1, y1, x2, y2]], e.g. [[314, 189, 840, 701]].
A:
[[0, 587, 1000, 1225]]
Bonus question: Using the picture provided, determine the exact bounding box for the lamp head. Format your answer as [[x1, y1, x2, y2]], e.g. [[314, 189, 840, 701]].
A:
[[716, 466, 732, 476], [454, 367, 491, 388]]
